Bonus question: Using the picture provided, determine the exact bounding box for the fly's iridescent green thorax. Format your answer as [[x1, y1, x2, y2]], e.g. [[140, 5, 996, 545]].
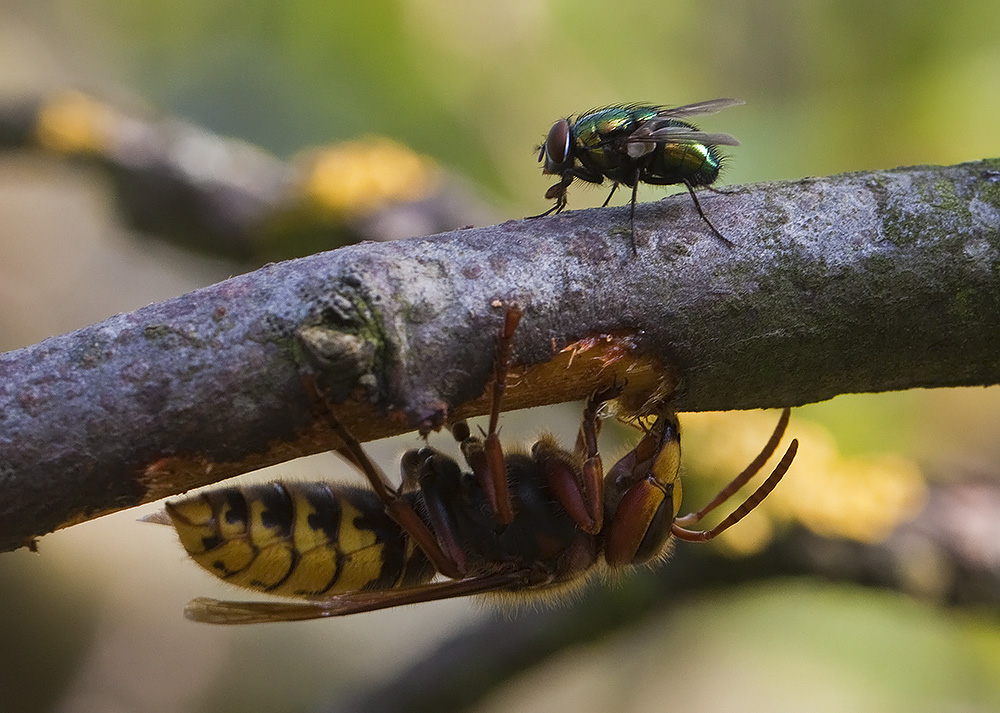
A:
[[571, 105, 722, 187]]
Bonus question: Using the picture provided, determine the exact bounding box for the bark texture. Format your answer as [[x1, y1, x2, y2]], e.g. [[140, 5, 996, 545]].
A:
[[1, 159, 999, 551]]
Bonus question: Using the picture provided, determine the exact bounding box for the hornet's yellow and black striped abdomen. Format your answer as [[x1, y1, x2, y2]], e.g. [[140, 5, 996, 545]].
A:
[[165, 482, 434, 598]]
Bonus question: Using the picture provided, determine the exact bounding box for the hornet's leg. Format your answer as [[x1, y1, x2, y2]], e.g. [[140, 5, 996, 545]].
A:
[[547, 380, 626, 533], [399, 445, 470, 575], [305, 375, 465, 579], [452, 306, 522, 523]]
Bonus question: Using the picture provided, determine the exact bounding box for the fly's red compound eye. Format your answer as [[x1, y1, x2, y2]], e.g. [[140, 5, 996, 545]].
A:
[[544, 119, 571, 166]]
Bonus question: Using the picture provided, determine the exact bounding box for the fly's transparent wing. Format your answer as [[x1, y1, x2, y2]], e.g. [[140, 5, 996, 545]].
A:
[[653, 98, 744, 119], [627, 127, 740, 146]]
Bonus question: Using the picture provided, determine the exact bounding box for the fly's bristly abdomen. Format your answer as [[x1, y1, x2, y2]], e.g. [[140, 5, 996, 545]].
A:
[[165, 482, 434, 598]]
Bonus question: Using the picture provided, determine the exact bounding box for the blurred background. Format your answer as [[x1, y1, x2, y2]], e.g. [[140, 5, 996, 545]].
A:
[[2, 1, 1000, 712]]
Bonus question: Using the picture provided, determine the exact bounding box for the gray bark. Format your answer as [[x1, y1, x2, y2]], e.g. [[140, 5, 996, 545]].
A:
[[1, 159, 998, 552]]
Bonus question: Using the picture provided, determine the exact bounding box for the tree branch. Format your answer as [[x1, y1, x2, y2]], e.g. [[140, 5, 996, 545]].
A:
[[1, 159, 999, 551], [0, 91, 488, 262]]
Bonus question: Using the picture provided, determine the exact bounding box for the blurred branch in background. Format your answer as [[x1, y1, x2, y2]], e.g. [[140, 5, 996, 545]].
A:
[[326, 473, 1000, 713], [0, 90, 493, 263], [0, 157, 999, 552]]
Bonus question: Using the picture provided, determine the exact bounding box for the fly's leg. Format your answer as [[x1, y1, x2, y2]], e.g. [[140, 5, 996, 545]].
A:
[[305, 377, 465, 579], [530, 167, 605, 219], [642, 174, 736, 248], [682, 179, 734, 248], [452, 306, 522, 524], [530, 184, 568, 218], [601, 183, 620, 207], [627, 169, 641, 254]]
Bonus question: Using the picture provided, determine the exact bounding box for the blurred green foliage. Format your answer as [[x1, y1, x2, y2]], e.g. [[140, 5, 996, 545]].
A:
[[50, 0, 1000, 206]]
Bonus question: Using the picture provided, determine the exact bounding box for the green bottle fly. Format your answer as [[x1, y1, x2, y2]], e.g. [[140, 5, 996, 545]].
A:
[[533, 99, 743, 252]]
